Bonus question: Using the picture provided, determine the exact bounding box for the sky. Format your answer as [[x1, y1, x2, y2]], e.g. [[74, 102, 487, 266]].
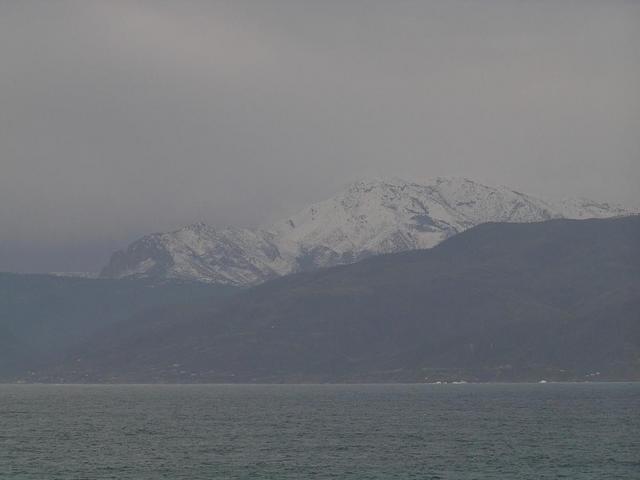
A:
[[1, 0, 639, 273]]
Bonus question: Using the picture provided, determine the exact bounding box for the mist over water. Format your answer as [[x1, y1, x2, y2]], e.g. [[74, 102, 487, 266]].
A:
[[2, 383, 639, 479]]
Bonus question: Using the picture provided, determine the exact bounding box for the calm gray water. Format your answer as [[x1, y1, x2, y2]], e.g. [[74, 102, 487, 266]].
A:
[[1, 383, 638, 479]]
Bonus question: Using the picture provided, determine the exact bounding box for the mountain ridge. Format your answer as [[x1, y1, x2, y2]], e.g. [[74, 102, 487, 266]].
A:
[[43, 215, 640, 383], [100, 177, 634, 286]]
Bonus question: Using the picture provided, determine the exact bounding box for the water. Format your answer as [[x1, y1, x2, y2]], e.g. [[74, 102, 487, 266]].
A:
[[1, 383, 638, 479]]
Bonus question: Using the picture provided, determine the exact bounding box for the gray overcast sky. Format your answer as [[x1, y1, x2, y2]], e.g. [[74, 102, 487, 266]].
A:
[[1, 0, 639, 273]]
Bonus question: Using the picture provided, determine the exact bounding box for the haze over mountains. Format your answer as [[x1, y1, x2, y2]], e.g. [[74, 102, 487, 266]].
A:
[[40, 215, 640, 383], [0, 274, 236, 378], [100, 177, 633, 286], [2, 176, 637, 383]]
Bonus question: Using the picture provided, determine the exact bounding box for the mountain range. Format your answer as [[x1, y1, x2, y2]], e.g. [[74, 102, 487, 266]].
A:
[[100, 177, 633, 286], [40, 215, 640, 383]]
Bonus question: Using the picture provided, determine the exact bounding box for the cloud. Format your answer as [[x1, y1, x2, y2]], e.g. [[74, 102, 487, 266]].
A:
[[0, 0, 638, 272]]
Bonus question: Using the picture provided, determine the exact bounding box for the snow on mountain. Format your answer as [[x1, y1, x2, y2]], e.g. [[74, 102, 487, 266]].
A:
[[48, 272, 99, 279], [100, 177, 636, 285], [272, 177, 558, 260], [554, 197, 632, 220], [100, 223, 294, 285]]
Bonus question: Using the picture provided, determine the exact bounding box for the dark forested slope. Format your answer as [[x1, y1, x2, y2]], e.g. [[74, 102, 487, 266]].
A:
[[0, 274, 237, 377], [33, 216, 640, 382]]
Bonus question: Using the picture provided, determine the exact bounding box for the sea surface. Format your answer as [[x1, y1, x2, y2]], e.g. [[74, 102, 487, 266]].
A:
[[0, 383, 638, 479]]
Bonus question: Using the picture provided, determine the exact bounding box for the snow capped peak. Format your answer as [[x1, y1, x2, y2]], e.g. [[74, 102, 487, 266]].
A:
[[271, 176, 561, 261], [345, 176, 412, 190], [182, 222, 212, 233], [101, 177, 636, 285], [555, 197, 631, 219]]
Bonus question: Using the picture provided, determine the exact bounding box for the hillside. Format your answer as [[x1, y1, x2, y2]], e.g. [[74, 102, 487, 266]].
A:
[[37, 215, 640, 383], [0, 274, 237, 377]]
